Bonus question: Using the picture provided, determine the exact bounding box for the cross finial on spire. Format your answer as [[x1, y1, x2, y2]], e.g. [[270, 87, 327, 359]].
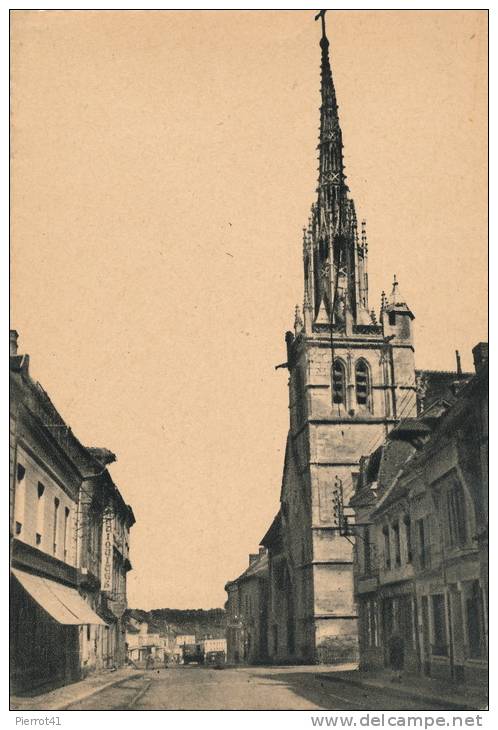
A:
[[314, 9, 327, 39]]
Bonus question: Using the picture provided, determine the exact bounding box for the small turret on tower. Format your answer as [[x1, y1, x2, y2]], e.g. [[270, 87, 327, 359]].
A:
[[382, 275, 415, 345]]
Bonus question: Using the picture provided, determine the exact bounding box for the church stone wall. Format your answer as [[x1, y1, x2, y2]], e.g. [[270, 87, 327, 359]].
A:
[[306, 342, 392, 420], [315, 616, 359, 664]]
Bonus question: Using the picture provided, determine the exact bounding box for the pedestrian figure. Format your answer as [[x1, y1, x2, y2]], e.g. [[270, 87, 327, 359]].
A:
[[388, 634, 404, 682], [146, 654, 154, 671]]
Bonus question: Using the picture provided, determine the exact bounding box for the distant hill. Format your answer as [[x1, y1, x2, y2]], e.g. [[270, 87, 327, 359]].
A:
[[125, 608, 226, 640]]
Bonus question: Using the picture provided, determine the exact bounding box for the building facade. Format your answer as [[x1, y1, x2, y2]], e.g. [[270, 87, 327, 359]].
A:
[[126, 619, 165, 665], [10, 331, 135, 693], [201, 638, 227, 656], [352, 344, 488, 685], [78, 450, 135, 673], [260, 15, 418, 665], [225, 549, 269, 665]]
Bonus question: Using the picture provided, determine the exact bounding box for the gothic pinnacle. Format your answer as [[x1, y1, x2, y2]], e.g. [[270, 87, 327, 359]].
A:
[[294, 305, 304, 334], [361, 219, 368, 254]]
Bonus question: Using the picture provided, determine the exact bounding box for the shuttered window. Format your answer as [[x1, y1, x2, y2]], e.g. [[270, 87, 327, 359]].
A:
[[356, 359, 370, 406], [332, 360, 346, 404]]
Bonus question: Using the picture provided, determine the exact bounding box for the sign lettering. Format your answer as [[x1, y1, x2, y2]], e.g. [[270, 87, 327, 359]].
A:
[[101, 506, 114, 593]]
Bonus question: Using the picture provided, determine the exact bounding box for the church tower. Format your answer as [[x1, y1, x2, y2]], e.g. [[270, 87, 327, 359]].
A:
[[263, 12, 417, 664]]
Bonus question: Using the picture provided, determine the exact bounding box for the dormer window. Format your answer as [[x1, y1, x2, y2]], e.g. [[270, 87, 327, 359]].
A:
[[355, 359, 370, 407], [332, 360, 346, 405]]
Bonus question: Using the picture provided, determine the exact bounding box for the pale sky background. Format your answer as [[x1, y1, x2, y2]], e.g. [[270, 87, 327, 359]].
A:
[[11, 10, 487, 609]]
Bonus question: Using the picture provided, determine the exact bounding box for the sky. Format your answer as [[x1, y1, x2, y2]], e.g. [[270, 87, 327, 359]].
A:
[[11, 10, 487, 609]]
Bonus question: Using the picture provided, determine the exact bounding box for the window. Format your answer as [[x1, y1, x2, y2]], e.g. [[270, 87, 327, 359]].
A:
[[447, 482, 466, 547], [392, 521, 401, 566], [287, 609, 295, 653], [431, 594, 448, 656], [388, 311, 396, 326], [14, 462, 26, 533], [383, 525, 391, 569], [467, 581, 485, 659], [398, 595, 413, 647], [382, 597, 394, 638], [404, 515, 412, 563], [355, 359, 370, 407], [63, 507, 70, 561], [363, 526, 372, 575], [367, 599, 378, 647], [53, 497, 60, 555], [332, 360, 346, 405], [36, 482, 45, 547], [417, 518, 427, 568]]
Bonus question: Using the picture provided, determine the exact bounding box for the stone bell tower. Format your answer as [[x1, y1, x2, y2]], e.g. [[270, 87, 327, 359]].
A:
[[268, 11, 417, 664]]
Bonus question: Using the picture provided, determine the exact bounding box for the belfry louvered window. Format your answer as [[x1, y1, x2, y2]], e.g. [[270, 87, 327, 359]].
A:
[[332, 360, 346, 405], [356, 359, 370, 406]]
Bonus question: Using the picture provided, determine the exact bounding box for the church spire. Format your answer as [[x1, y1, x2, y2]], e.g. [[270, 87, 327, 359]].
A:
[[316, 9, 344, 206], [300, 10, 363, 329]]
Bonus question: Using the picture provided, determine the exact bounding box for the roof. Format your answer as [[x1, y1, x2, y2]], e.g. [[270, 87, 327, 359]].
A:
[[412, 362, 487, 458], [260, 511, 282, 547], [125, 623, 140, 634], [379, 440, 414, 492], [416, 369, 473, 412], [371, 365, 487, 516], [86, 447, 117, 466], [225, 551, 269, 590]]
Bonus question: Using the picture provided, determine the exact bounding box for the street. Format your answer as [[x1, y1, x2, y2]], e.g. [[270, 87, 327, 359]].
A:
[[67, 665, 451, 711]]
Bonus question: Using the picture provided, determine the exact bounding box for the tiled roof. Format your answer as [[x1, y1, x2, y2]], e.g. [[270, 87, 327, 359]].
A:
[[227, 551, 269, 587]]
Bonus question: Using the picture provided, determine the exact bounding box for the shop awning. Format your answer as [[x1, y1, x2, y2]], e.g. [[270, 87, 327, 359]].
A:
[[12, 568, 107, 626]]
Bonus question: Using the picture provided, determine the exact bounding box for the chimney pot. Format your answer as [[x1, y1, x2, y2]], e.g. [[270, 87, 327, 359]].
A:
[[249, 554, 259, 566], [10, 330, 19, 356], [472, 342, 488, 372]]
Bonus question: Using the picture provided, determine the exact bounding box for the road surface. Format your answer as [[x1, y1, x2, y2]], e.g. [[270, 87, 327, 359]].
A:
[[67, 665, 450, 711]]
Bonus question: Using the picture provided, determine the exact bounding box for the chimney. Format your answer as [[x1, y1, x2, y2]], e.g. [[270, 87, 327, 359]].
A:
[[455, 350, 462, 376], [472, 342, 488, 372], [249, 554, 259, 566], [259, 547, 266, 556], [10, 330, 18, 356]]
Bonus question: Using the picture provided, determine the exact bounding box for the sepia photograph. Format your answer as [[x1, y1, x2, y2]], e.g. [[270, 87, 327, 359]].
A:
[[9, 7, 488, 715]]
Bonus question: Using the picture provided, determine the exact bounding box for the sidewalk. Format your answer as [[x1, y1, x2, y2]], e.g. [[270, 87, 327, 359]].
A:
[[317, 668, 488, 711], [10, 666, 145, 712]]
